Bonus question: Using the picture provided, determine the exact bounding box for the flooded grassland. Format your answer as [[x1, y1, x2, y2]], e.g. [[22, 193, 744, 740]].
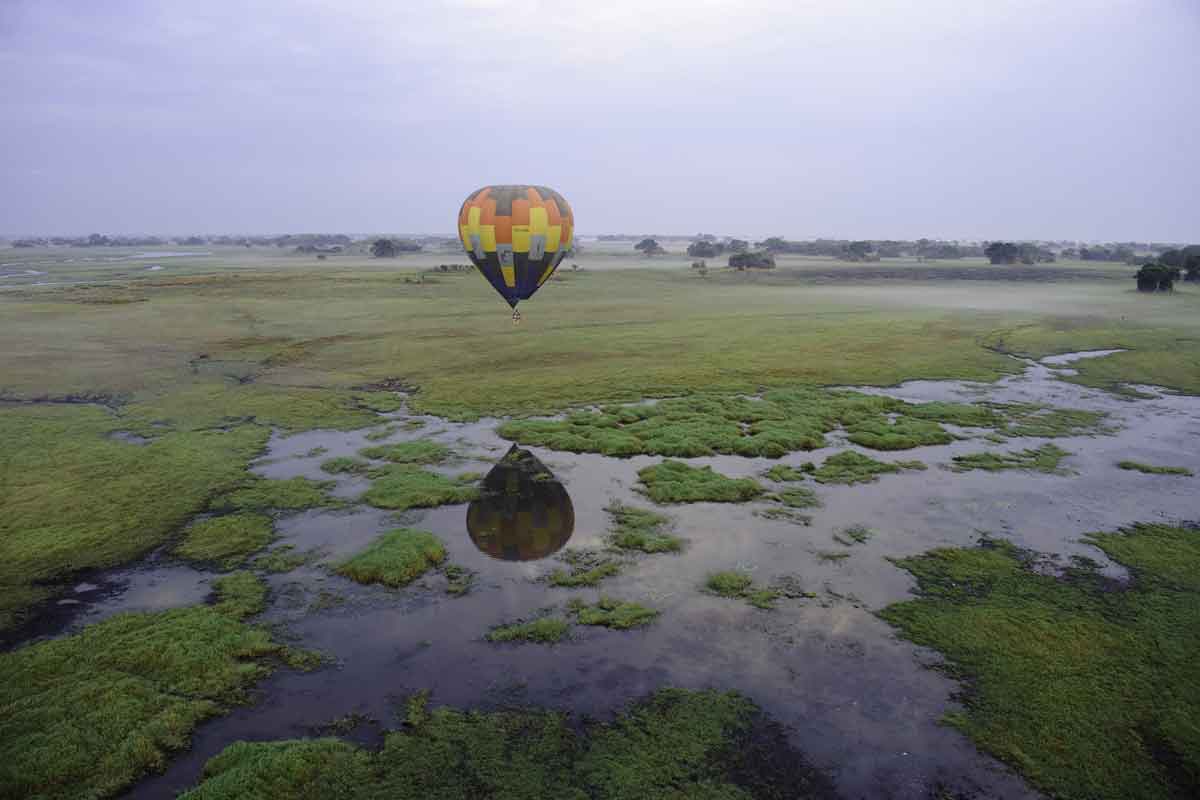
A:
[[4, 352, 1196, 799], [2, 265, 1199, 800]]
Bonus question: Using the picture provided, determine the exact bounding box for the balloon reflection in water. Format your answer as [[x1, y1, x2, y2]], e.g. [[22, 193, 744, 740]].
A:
[[466, 445, 574, 561]]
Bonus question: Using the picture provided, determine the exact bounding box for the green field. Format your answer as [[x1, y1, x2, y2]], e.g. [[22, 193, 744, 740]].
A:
[[2, 247, 1199, 798]]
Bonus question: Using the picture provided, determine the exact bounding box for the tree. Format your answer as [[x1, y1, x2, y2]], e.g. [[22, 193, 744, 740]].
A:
[[687, 240, 722, 258], [838, 241, 875, 262], [1163, 245, 1200, 281], [1136, 262, 1180, 292], [371, 238, 398, 258], [985, 242, 1020, 265], [728, 251, 775, 270], [635, 238, 665, 255], [726, 238, 749, 253]]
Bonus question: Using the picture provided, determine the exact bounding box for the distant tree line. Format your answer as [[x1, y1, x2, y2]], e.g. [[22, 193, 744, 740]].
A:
[[983, 242, 1056, 265], [634, 238, 666, 255], [686, 238, 748, 258], [756, 237, 985, 260], [370, 238, 423, 258]]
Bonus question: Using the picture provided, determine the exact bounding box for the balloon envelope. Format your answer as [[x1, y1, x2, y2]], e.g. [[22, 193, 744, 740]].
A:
[[466, 445, 574, 561], [458, 185, 574, 308]]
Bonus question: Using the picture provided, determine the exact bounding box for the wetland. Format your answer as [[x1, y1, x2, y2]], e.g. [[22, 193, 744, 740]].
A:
[[2, 250, 1198, 799]]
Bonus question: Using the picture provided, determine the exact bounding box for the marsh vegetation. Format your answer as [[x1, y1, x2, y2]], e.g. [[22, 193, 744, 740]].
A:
[[2, 252, 1199, 800]]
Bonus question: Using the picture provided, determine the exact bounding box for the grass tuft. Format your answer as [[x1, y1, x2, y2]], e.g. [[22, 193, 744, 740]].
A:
[[762, 463, 811, 482], [319, 455, 371, 474], [833, 524, 874, 546], [546, 549, 623, 587], [1117, 460, 1193, 476], [334, 529, 446, 587], [175, 513, 275, 569], [211, 571, 268, 619], [360, 466, 479, 510], [358, 439, 451, 464], [950, 443, 1071, 474], [706, 570, 755, 597], [442, 564, 476, 596], [568, 596, 660, 629], [810, 451, 926, 485], [211, 476, 337, 513], [251, 544, 319, 573], [636, 460, 764, 504], [754, 507, 813, 525], [486, 617, 571, 644], [606, 501, 682, 553]]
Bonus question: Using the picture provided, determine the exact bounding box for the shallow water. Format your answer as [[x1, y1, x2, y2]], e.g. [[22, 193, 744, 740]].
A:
[[27, 353, 1200, 799]]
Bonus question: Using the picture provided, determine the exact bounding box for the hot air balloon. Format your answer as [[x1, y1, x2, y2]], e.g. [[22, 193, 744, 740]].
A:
[[466, 445, 574, 561], [458, 185, 574, 323]]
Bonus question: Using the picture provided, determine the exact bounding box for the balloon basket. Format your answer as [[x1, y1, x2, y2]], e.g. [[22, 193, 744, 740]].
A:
[[511, 308, 522, 326]]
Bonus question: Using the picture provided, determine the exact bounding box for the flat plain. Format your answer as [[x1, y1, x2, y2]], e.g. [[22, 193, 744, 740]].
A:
[[2, 243, 1198, 800]]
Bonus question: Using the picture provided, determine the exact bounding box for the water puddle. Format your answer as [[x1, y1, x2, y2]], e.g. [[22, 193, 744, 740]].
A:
[[1040, 348, 1127, 366], [25, 355, 1200, 799]]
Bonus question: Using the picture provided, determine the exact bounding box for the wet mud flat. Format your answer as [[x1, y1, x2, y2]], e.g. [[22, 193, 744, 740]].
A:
[[25, 352, 1194, 800]]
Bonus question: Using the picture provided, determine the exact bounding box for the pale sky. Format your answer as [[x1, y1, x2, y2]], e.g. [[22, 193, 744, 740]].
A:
[[2, 0, 1197, 241]]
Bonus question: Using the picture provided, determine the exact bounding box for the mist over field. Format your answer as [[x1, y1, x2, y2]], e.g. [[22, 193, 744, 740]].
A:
[[2, 0, 1198, 240]]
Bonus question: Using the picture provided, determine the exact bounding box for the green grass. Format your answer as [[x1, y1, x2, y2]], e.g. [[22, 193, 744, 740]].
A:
[[833, 524, 874, 546], [319, 455, 371, 474], [251, 544, 319, 573], [486, 617, 571, 644], [210, 476, 337, 513], [995, 404, 1109, 438], [844, 415, 955, 450], [950, 443, 1071, 473], [817, 551, 851, 563], [211, 571, 269, 619], [879, 524, 1200, 800], [0, 605, 308, 800], [175, 513, 275, 569], [180, 687, 831, 798], [546, 549, 623, 588], [984, 314, 1200, 397], [568, 596, 660, 629], [178, 738, 373, 800], [636, 460, 764, 504], [334, 528, 446, 588], [499, 389, 986, 458], [3, 267, 1190, 633], [442, 564, 476, 596], [1117, 460, 1194, 476], [773, 486, 821, 508], [706, 570, 755, 596], [308, 590, 347, 612], [364, 425, 398, 441], [754, 507, 813, 525], [704, 570, 810, 609], [358, 439, 451, 464], [605, 501, 682, 553], [0, 403, 270, 631], [359, 466, 479, 510], [810, 451, 926, 485], [763, 463, 811, 482]]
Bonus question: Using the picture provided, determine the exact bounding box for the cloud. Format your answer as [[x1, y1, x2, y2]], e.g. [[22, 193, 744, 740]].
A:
[[1, 0, 1196, 239]]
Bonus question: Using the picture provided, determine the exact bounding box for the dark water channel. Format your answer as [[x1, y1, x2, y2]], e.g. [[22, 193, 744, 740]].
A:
[[44, 352, 1200, 799]]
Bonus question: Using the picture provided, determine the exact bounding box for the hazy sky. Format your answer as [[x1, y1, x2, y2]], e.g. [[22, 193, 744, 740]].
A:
[[2, 0, 1197, 240]]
